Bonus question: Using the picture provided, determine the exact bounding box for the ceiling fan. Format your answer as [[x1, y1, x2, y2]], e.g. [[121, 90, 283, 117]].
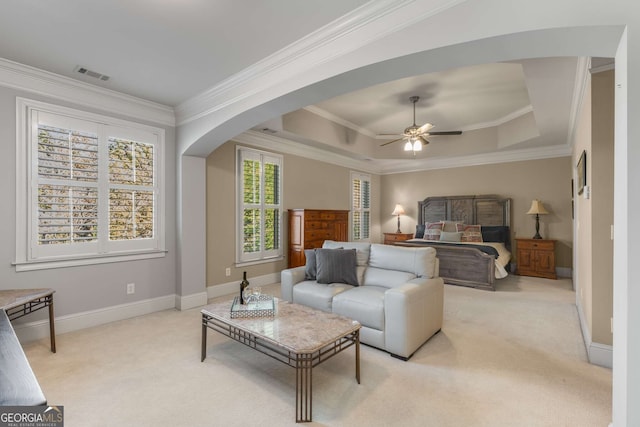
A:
[[378, 95, 462, 152]]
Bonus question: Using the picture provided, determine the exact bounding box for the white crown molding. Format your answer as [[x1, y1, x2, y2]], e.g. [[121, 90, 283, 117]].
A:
[[233, 130, 382, 174], [307, 103, 534, 139], [566, 56, 591, 147], [235, 129, 571, 176], [175, 0, 467, 125], [376, 144, 572, 174], [304, 105, 378, 138], [0, 57, 175, 126], [458, 105, 534, 132]]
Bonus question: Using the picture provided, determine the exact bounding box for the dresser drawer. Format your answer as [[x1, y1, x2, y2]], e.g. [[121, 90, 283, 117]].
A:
[[518, 240, 554, 251]]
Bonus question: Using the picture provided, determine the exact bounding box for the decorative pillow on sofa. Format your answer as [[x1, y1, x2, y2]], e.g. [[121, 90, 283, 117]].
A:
[[456, 224, 483, 242], [439, 231, 463, 242], [415, 224, 425, 239], [315, 248, 359, 287], [304, 249, 317, 280], [423, 222, 444, 240]]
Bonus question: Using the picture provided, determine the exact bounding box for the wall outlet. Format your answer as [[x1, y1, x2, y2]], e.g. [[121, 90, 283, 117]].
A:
[[225, 267, 231, 277], [126, 283, 135, 294]]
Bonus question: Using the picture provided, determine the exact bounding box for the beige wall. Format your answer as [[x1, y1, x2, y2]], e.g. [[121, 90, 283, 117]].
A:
[[206, 140, 380, 287], [573, 69, 614, 348], [590, 70, 615, 345], [574, 77, 593, 336], [380, 157, 573, 268]]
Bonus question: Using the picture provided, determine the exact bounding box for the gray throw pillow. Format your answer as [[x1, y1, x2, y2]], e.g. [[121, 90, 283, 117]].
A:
[[315, 248, 359, 287], [440, 231, 463, 242], [304, 249, 317, 280]]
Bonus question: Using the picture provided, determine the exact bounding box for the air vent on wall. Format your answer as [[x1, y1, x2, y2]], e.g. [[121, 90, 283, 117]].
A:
[[74, 65, 110, 81]]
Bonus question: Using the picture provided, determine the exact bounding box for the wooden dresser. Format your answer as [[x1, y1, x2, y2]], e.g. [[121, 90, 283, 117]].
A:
[[383, 232, 414, 245], [288, 209, 349, 268], [515, 238, 557, 279]]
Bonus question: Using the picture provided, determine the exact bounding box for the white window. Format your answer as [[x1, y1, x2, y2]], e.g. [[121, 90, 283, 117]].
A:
[[15, 98, 165, 270], [236, 147, 283, 264], [351, 171, 371, 241]]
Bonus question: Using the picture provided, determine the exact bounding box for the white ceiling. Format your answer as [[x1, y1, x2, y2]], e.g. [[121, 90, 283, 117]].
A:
[[0, 1, 591, 163]]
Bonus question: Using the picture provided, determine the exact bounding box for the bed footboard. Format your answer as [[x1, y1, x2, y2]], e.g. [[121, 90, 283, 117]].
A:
[[397, 243, 495, 291]]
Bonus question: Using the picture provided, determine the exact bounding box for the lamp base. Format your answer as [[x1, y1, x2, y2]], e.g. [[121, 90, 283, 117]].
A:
[[396, 215, 401, 234], [532, 214, 542, 239]]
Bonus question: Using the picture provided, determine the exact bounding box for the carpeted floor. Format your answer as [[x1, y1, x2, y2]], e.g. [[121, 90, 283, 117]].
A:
[[22, 275, 612, 426]]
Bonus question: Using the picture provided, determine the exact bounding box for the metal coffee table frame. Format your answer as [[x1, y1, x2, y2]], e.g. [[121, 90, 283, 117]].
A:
[[201, 301, 360, 423]]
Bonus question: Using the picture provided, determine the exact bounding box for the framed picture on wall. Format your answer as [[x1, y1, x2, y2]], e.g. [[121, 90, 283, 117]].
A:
[[577, 150, 587, 195]]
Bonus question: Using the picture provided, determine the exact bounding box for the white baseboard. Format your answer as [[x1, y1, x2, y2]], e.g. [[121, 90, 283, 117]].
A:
[[13, 294, 176, 344], [556, 267, 572, 278], [589, 342, 613, 368], [175, 292, 208, 310], [207, 272, 281, 300], [575, 298, 613, 368]]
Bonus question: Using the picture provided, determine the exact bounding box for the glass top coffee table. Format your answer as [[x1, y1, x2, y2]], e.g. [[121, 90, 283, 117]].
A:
[[201, 297, 361, 423]]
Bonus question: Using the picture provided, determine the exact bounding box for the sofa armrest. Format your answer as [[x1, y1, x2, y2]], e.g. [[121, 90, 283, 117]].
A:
[[384, 277, 444, 359], [280, 266, 306, 302]]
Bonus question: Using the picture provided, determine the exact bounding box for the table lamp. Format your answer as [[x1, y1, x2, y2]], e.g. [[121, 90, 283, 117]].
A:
[[391, 204, 405, 233], [526, 199, 549, 239]]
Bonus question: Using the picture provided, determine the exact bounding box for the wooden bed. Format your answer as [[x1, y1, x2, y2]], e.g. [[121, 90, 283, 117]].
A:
[[396, 195, 511, 291]]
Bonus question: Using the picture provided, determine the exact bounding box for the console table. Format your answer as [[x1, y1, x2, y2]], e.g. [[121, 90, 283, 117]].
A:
[[0, 288, 56, 353]]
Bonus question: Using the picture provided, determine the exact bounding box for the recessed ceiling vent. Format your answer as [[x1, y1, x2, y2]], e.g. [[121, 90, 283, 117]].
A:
[[75, 65, 110, 81]]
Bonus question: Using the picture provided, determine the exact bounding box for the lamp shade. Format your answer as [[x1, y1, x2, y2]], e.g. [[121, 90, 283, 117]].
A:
[[526, 199, 549, 215], [391, 204, 405, 216]]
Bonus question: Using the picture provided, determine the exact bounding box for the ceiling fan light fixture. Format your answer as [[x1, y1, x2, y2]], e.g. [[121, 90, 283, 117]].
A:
[[403, 140, 413, 151], [412, 139, 422, 151]]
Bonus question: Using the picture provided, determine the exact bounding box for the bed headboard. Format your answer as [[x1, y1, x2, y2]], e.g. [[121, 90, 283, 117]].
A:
[[418, 195, 512, 250]]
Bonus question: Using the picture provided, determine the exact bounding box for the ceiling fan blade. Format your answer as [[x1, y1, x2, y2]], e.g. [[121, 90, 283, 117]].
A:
[[428, 130, 462, 135], [376, 133, 404, 138], [419, 136, 430, 145], [417, 123, 434, 134], [379, 137, 405, 147]]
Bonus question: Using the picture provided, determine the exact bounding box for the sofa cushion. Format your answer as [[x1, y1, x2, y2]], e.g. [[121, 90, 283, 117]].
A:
[[315, 248, 359, 287], [369, 244, 437, 278], [332, 286, 386, 330], [293, 281, 354, 312], [363, 267, 416, 289], [322, 240, 371, 266]]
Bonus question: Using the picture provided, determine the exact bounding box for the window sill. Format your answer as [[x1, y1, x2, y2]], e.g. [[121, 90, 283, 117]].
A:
[[14, 250, 168, 272], [235, 256, 284, 268]]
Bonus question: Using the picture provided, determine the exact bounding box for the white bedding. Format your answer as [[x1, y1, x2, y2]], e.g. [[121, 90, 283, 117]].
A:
[[405, 239, 512, 279]]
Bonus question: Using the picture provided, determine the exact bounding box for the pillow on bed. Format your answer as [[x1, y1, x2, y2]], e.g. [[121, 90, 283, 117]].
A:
[[439, 231, 463, 242], [415, 224, 425, 239], [482, 226, 510, 244], [456, 224, 483, 242], [423, 221, 444, 240], [442, 220, 464, 232]]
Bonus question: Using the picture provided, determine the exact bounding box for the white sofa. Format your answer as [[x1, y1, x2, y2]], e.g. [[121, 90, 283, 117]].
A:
[[281, 241, 444, 360]]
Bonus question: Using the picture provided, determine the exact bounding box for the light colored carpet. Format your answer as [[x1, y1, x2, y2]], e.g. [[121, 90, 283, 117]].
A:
[[22, 275, 611, 426]]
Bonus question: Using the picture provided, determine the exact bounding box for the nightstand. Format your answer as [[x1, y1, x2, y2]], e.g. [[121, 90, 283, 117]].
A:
[[383, 232, 414, 245], [515, 238, 557, 279]]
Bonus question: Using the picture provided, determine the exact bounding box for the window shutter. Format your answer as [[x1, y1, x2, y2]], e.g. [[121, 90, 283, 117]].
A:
[[37, 124, 99, 245], [108, 138, 155, 241]]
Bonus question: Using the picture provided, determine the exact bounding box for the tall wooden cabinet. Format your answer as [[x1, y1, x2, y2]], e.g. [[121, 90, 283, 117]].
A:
[[515, 238, 557, 279], [288, 209, 348, 268]]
